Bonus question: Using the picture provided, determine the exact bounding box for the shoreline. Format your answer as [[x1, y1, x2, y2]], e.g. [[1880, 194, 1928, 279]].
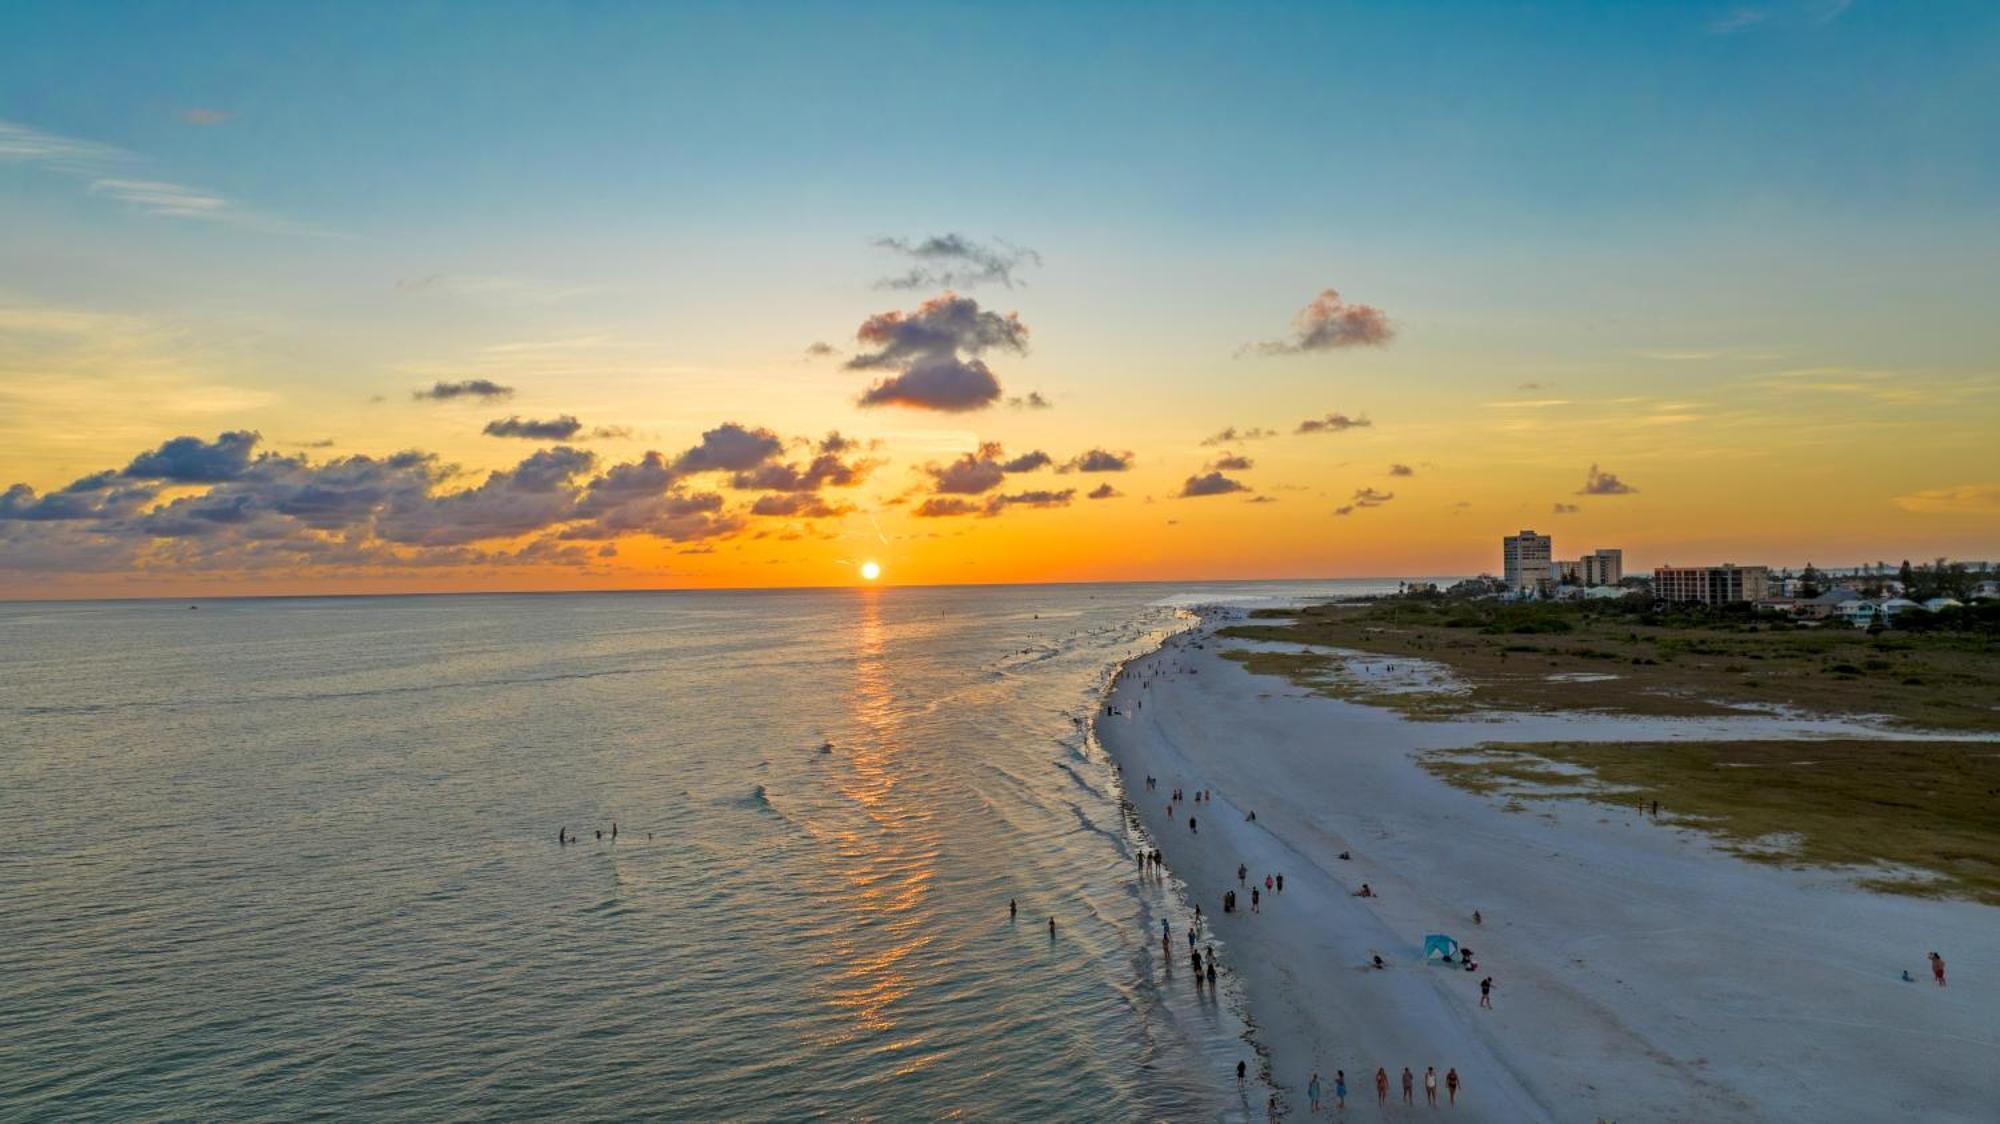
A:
[[1093, 605, 1997, 1121]]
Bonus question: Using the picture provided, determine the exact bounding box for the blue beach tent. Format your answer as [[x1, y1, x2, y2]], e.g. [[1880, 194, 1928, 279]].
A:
[[1423, 934, 1459, 960]]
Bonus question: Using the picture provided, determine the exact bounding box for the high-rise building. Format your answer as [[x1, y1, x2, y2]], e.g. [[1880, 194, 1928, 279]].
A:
[[1653, 564, 1769, 604], [1503, 530, 1553, 591], [1581, 549, 1623, 586]]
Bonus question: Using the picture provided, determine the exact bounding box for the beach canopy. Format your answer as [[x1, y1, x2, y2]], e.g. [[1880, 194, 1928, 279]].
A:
[[1423, 934, 1459, 960]]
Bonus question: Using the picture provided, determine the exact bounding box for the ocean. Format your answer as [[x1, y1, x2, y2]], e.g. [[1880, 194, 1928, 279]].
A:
[[0, 581, 1413, 1120]]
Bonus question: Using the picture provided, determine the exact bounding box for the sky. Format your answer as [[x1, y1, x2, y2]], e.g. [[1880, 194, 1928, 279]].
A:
[[2, 0, 1997, 598]]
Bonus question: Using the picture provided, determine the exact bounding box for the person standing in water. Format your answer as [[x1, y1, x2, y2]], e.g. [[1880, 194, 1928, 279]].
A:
[[1375, 1068, 1388, 1105], [1334, 1070, 1346, 1108], [557, 827, 567, 845], [1307, 1072, 1321, 1112], [1049, 916, 1056, 937], [1446, 1067, 1460, 1106], [1237, 1059, 1246, 1083], [1425, 1066, 1437, 1106], [1930, 951, 1947, 986], [1401, 1067, 1414, 1105], [610, 822, 617, 841], [1009, 898, 1017, 920]]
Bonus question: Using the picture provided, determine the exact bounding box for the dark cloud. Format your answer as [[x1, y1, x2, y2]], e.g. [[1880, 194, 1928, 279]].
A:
[[1388, 463, 1414, 477], [845, 293, 1027, 412], [1208, 454, 1254, 472], [982, 489, 1073, 514], [1247, 495, 1277, 504], [414, 379, 514, 401], [874, 233, 1041, 290], [1334, 506, 1354, 516], [1201, 426, 1276, 446], [2, 471, 159, 522], [1577, 464, 1638, 495], [1552, 502, 1581, 514], [1180, 472, 1250, 497], [1296, 413, 1372, 435], [925, 443, 1047, 494], [122, 430, 260, 483], [731, 452, 870, 492], [1245, 288, 1394, 356], [803, 341, 838, 359], [376, 447, 596, 546], [1087, 483, 1121, 500], [749, 493, 853, 518], [484, 415, 585, 440], [672, 423, 784, 474], [818, 431, 856, 454], [1007, 391, 1052, 410], [1061, 448, 1133, 474], [1351, 487, 1394, 508], [914, 496, 982, 518]]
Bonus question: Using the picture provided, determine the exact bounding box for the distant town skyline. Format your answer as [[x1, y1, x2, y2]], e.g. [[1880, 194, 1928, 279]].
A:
[[3, 1, 1997, 599]]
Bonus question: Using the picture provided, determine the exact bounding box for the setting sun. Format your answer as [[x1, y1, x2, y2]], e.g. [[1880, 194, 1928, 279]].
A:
[[859, 561, 882, 582]]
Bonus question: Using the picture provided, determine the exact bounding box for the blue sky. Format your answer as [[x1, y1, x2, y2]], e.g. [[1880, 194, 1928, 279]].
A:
[[2, 1, 1997, 594]]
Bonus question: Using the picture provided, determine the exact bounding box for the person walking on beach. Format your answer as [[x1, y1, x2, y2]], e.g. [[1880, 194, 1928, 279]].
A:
[[1275, 874, 1283, 893], [1335, 1070, 1346, 1108], [1479, 976, 1494, 1008], [1251, 887, 1259, 912], [1929, 951, 1947, 986], [1189, 816, 1197, 833], [1446, 1067, 1459, 1106], [1425, 1066, 1437, 1106], [1308, 1072, 1321, 1112], [1239, 863, 1248, 884], [1401, 1067, 1414, 1105], [1375, 1068, 1389, 1105]]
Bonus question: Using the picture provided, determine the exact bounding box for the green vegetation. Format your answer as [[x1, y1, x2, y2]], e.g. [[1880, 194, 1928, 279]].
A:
[[1217, 596, 2000, 730], [1420, 739, 2000, 905]]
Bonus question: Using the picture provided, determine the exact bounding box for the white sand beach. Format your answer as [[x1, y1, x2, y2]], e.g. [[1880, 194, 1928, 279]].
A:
[[1097, 609, 1998, 1122]]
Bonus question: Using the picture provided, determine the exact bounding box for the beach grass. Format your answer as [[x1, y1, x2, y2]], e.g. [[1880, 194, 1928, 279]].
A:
[[1217, 599, 2000, 730], [1420, 739, 2000, 905]]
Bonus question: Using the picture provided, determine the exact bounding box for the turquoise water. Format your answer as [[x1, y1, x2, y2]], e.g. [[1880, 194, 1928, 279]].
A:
[[0, 582, 1404, 1119]]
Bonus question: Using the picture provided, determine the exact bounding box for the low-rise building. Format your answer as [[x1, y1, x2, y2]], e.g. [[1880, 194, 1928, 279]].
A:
[[1653, 563, 1770, 604]]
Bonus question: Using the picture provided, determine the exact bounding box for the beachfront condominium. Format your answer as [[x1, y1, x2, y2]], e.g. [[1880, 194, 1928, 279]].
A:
[[1653, 564, 1770, 604], [1581, 549, 1623, 586], [1503, 530, 1553, 591]]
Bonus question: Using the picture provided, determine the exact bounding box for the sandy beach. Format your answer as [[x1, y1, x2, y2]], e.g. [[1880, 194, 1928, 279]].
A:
[[1097, 607, 1998, 1122]]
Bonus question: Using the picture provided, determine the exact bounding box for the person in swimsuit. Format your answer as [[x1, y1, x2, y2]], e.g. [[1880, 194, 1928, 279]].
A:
[[1446, 1067, 1459, 1105], [1401, 1067, 1413, 1105], [1308, 1072, 1321, 1112], [1335, 1071, 1346, 1108], [1375, 1068, 1388, 1104], [1425, 1066, 1437, 1106], [1480, 976, 1494, 1008]]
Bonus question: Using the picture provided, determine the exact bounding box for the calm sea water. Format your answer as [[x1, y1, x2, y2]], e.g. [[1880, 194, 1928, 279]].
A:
[[0, 581, 1413, 1120]]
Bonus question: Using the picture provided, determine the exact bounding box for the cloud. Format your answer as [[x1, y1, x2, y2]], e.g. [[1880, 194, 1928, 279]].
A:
[[122, 430, 260, 482], [1007, 391, 1052, 410], [874, 234, 1042, 290], [914, 496, 982, 518], [1245, 288, 1393, 356], [846, 293, 1027, 412], [1201, 426, 1276, 446], [983, 489, 1074, 514], [180, 108, 230, 126], [1000, 450, 1053, 473], [1087, 483, 1121, 500], [749, 493, 853, 518], [484, 415, 584, 440], [1351, 487, 1394, 507], [1892, 483, 2000, 515], [2, 119, 315, 234], [1180, 472, 1250, 497], [672, 423, 784, 474], [1577, 464, 1638, 495], [1061, 448, 1133, 473], [1708, 7, 1770, 34], [924, 442, 1050, 494], [415, 379, 514, 401], [1552, 502, 1581, 514], [803, 341, 838, 359], [1295, 412, 1372, 435], [1208, 454, 1254, 471], [731, 452, 870, 491], [1, 433, 778, 575], [1247, 495, 1277, 504]]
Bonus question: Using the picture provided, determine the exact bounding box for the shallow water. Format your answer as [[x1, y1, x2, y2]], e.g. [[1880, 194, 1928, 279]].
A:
[[0, 581, 1408, 1120]]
